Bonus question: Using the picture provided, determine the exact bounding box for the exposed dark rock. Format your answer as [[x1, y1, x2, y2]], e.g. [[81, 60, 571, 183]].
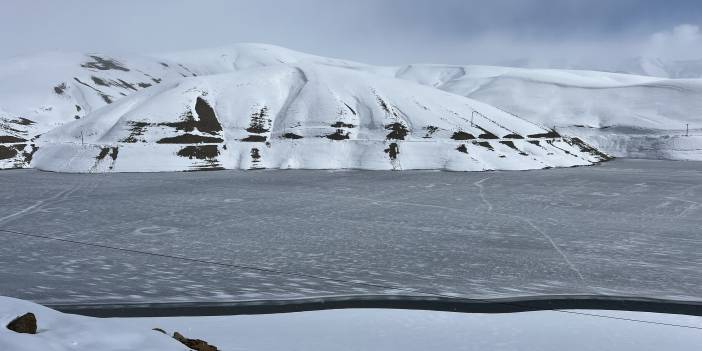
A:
[[423, 126, 438, 139], [121, 121, 150, 143], [157, 134, 224, 144], [96, 147, 119, 161], [137, 82, 152, 88], [499, 140, 519, 151], [193, 98, 223, 135], [177, 145, 220, 160], [527, 140, 541, 146], [9, 117, 34, 126], [53, 83, 67, 95], [173, 331, 219, 351], [528, 130, 561, 139], [476, 127, 498, 139], [250, 148, 261, 160], [152, 328, 167, 334], [6, 313, 37, 334], [91, 76, 109, 87], [81, 55, 130, 71], [385, 123, 408, 140], [376, 96, 391, 113], [451, 131, 475, 140], [384, 142, 400, 160], [282, 133, 303, 139], [241, 135, 268, 142], [503, 133, 524, 139], [325, 129, 350, 140], [0, 145, 18, 160], [499, 140, 528, 156], [331, 121, 355, 128], [343, 103, 357, 115], [96, 147, 110, 160], [456, 144, 468, 154], [0, 135, 27, 143], [567, 137, 612, 160], [246, 107, 270, 134], [159, 98, 223, 136], [117, 79, 138, 91], [109, 147, 118, 161], [473, 141, 494, 151]]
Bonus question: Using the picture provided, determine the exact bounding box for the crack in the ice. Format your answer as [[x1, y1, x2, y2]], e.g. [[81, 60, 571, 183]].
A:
[[473, 177, 493, 212]]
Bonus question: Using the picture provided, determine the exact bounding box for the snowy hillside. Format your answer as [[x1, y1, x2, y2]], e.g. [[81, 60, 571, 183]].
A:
[[4, 43, 700, 171], [34, 64, 605, 172], [0, 51, 195, 168], [386, 65, 702, 160]]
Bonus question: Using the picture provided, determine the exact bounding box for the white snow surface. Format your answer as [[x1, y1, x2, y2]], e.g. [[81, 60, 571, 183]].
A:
[[2, 43, 700, 171], [2, 296, 702, 351]]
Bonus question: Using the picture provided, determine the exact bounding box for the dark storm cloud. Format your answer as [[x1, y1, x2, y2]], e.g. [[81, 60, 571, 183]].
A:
[[2, 0, 702, 65]]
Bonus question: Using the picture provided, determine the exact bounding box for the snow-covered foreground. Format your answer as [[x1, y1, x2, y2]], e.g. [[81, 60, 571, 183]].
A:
[[3, 43, 700, 171], [1, 297, 701, 351], [1, 159, 700, 304]]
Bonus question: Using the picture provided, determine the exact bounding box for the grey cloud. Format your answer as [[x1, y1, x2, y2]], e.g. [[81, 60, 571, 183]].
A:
[[1, 0, 702, 66]]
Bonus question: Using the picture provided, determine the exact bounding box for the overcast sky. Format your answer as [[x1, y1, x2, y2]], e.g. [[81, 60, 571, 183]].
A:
[[2, 0, 702, 66]]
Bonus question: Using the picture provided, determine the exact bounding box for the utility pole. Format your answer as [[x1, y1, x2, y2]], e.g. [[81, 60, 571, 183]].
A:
[[686, 124, 689, 137], [80, 131, 84, 145]]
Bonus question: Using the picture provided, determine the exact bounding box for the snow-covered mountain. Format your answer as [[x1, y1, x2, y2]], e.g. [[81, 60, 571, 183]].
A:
[[382, 64, 702, 160], [2, 43, 699, 171], [35, 63, 603, 172]]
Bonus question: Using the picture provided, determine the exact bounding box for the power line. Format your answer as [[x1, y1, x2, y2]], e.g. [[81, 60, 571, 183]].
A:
[[1, 227, 701, 331]]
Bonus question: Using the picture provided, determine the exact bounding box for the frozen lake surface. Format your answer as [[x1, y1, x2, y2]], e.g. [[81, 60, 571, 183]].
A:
[[0, 159, 701, 304]]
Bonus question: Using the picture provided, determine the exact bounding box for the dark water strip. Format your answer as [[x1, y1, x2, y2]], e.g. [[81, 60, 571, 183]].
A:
[[48, 294, 702, 318]]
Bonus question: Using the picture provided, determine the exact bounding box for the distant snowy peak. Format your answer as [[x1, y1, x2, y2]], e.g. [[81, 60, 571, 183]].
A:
[[616, 57, 702, 79], [34, 64, 607, 172], [155, 43, 367, 75], [501, 56, 702, 78]]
